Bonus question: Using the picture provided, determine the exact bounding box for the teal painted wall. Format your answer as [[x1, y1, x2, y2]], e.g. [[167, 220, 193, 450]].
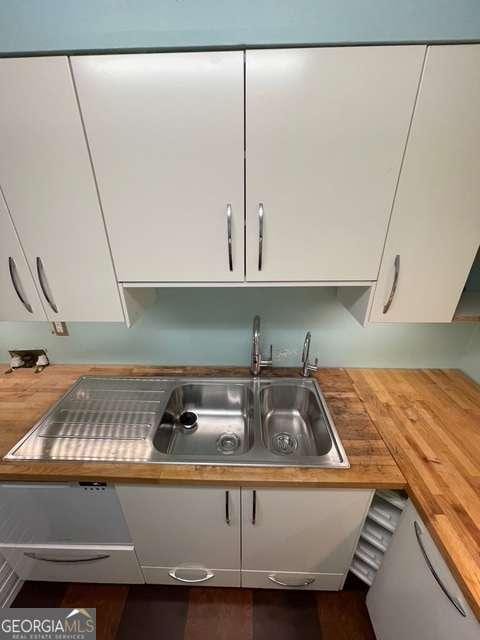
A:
[[0, 289, 475, 368], [0, 3, 479, 374], [460, 326, 480, 383], [0, 1, 480, 54]]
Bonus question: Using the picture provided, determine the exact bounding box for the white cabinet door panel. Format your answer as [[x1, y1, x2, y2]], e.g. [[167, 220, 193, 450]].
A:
[[117, 485, 241, 570], [0, 57, 124, 322], [241, 489, 372, 575], [371, 45, 480, 323], [367, 502, 479, 640], [246, 46, 425, 281], [72, 52, 244, 283], [0, 192, 46, 321]]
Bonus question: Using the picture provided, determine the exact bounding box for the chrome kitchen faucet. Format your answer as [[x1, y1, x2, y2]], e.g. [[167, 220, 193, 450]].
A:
[[301, 331, 319, 378], [250, 315, 273, 377]]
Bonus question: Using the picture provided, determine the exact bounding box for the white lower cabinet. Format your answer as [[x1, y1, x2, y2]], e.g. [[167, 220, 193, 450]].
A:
[[116, 485, 241, 587], [0, 544, 143, 584], [0, 483, 142, 585], [367, 501, 479, 640], [117, 485, 372, 590], [241, 488, 373, 590]]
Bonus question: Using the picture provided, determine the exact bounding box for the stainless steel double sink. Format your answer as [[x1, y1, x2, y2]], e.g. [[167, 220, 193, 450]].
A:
[[4, 377, 349, 468]]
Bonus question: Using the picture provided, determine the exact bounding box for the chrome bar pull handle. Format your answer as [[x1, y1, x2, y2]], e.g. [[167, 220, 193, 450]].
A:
[[24, 552, 109, 563], [225, 490, 231, 525], [268, 575, 316, 588], [226, 203, 233, 271], [36, 257, 58, 313], [258, 203, 264, 271], [8, 257, 33, 313], [383, 254, 400, 314], [413, 521, 467, 617], [252, 490, 257, 525]]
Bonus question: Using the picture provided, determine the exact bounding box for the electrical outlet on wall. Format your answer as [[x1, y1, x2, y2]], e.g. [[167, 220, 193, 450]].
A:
[[52, 321, 69, 337]]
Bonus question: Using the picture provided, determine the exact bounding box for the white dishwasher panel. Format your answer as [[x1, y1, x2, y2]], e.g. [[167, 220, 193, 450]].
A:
[[0, 483, 131, 545]]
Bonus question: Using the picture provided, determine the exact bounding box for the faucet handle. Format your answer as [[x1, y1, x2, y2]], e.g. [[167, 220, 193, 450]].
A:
[[306, 357, 319, 376], [261, 345, 273, 368]]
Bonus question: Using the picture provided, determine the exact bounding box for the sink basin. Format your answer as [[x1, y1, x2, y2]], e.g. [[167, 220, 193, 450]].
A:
[[260, 385, 333, 457], [153, 383, 253, 457], [4, 376, 349, 468]]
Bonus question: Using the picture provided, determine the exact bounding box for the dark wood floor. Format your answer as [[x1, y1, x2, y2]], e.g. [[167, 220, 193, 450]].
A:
[[12, 574, 375, 640]]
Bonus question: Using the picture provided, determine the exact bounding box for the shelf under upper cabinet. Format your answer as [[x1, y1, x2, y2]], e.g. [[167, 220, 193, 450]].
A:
[[120, 281, 375, 288], [453, 291, 480, 323]]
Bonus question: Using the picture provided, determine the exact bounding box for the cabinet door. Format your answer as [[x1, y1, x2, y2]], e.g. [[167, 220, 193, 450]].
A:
[[245, 46, 425, 282], [241, 489, 372, 580], [367, 502, 479, 640], [72, 52, 244, 283], [0, 57, 124, 322], [0, 192, 46, 321], [370, 45, 480, 322], [117, 485, 241, 584]]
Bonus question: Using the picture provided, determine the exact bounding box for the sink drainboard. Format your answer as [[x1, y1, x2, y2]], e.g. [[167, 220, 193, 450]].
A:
[[4, 376, 350, 468]]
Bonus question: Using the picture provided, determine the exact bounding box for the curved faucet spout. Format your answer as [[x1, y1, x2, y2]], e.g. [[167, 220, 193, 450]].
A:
[[302, 331, 312, 365], [301, 330, 318, 378], [250, 315, 272, 377]]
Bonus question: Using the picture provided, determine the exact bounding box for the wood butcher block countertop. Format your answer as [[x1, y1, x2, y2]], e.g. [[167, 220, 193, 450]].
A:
[[0, 365, 403, 488], [0, 365, 479, 619]]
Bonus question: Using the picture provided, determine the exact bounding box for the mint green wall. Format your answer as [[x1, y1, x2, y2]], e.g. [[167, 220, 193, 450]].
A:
[[0, 3, 479, 373], [1, 1, 480, 54], [0, 289, 475, 368], [460, 326, 480, 382]]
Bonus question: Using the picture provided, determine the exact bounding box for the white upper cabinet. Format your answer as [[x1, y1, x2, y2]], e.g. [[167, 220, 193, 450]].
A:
[[0, 192, 46, 321], [0, 57, 124, 322], [245, 46, 425, 282], [371, 45, 480, 323], [72, 52, 245, 283]]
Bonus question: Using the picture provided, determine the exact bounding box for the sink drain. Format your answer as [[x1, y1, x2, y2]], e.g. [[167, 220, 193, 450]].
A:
[[272, 432, 298, 455], [217, 432, 241, 455], [179, 411, 198, 430]]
